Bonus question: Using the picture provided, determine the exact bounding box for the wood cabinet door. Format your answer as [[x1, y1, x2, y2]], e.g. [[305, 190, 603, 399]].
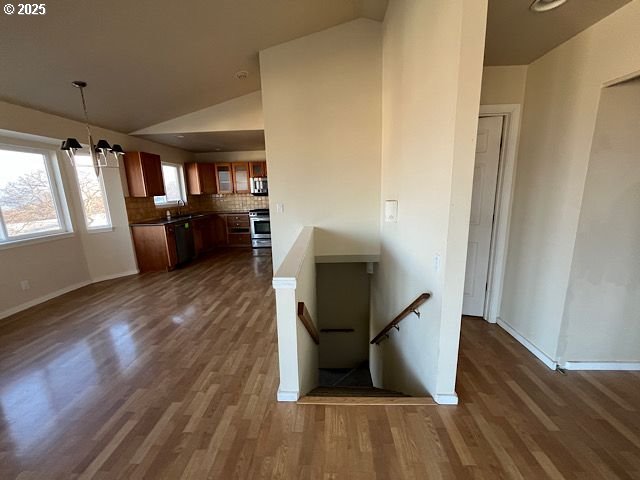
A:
[[249, 161, 267, 178], [185, 162, 202, 195], [164, 224, 178, 268], [141, 152, 165, 196], [201, 164, 218, 194], [215, 163, 234, 194], [232, 163, 250, 193], [211, 215, 228, 246]]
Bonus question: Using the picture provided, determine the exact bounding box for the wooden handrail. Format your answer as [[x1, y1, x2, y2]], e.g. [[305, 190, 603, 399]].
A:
[[370, 293, 431, 345], [297, 302, 320, 345]]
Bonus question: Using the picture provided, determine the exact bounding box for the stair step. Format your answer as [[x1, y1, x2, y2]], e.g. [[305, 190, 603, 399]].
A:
[[309, 386, 407, 397], [298, 395, 436, 406]]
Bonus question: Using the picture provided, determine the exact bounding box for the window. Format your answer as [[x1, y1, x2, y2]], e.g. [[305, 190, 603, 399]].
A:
[[72, 153, 112, 230], [154, 163, 186, 205], [0, 145, 70, 243]]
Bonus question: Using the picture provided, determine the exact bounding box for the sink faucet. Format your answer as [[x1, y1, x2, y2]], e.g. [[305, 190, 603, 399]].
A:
[[176, 199, 185, 216]]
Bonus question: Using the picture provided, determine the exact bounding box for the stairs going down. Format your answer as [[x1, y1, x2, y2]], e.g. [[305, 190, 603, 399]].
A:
[[298, 362, 436, 406]]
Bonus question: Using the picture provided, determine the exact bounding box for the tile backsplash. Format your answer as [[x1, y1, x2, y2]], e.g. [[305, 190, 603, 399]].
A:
[[125, 194, 269, 223]]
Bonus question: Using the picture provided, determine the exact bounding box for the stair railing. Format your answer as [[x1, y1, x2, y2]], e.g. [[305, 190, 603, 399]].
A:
[[370, 293, 431, 345], [297, 302, 320, 345]]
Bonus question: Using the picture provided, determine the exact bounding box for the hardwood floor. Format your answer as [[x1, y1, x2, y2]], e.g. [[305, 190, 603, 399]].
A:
[[0, 249, 639, 479]]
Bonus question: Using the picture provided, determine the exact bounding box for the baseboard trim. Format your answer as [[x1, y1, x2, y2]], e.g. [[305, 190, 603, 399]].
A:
[[0, 269, 140, 321], [277, 388, 299, 402], [497, 318, 557, 370], [433, 393, 459, 405], [0, 280, 92, 321], [561, 361, 640, 371], [91, 269, 139, 284]]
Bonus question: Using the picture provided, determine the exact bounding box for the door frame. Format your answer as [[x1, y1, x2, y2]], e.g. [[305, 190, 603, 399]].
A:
[[477, 104, 522, 323]]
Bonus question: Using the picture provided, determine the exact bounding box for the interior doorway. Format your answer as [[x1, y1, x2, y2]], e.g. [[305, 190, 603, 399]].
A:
[[463, 105, 521, 322]]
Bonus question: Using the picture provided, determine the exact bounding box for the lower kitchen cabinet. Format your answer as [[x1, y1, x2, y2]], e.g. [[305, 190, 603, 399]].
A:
[[131, 213, 252, 272], [130, 224, 179, 272], [224, 213, 251, 247]]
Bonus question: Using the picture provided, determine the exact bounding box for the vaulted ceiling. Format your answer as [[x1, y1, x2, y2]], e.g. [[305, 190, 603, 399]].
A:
[[0, 0, 387, 133], [0, 0, 632, 136]]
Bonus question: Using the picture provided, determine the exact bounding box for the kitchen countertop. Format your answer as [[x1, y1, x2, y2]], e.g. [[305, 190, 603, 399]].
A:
[[130, 211, 250, 227]]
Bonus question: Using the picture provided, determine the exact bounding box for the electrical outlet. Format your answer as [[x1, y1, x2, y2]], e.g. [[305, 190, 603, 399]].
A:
[[20, 280, 31, 291], [276, 203, 284, 213]]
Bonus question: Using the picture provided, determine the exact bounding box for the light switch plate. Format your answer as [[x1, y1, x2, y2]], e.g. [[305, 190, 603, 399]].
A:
[[384, 200, 398, 223]]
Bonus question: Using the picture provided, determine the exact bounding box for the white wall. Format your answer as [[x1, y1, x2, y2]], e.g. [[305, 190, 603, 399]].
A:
[[558, 79, 640, 364], [0, 101, 193, 318], [371, 0, 487, 402], [260, 19, 382, 271], [481, 66, 528, 105], [272, 226, 318, 401], [499, 0, 640, 363], [317, 263, 370, 369], [132, 91, 263, 135]]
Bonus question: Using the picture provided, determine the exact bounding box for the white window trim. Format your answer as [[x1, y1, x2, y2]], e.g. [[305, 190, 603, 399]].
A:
[[154, 162, 187, 206], [0, 141, 73, 246], [72, 151, 113, 232]]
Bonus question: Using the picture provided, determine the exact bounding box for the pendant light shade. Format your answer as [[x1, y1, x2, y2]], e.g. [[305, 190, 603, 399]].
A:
[[95, 139, 112, 151], [111, 144, 125, 155], [61, 138, 82, 150]]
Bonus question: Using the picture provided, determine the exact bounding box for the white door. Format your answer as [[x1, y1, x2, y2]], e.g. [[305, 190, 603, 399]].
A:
[[463, 116, 503, 317]]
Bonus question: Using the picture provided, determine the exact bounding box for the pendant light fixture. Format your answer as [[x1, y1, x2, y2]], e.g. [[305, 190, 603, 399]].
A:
[[60, 81, 124, 177]]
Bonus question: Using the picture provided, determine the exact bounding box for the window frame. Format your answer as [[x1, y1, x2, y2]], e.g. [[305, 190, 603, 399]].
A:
[[71, 152, 113, 232], [153, 162, 187, 206], [0, 142, 72, 245]]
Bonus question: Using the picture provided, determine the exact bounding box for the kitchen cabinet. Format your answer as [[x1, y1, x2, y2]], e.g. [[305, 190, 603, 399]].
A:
[[123, 152, 165, 197], [215, 163, 234, 194], [249, 161, 267, 178], [232, 163, 250, 193], [193, 214, 227, 253], [130, 224, 178, 272], [225, 213, 251, 247], [185, 162, 217, 195]]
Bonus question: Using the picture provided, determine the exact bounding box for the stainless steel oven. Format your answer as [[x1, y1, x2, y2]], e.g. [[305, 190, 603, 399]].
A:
[[249, 209, 271, 249]]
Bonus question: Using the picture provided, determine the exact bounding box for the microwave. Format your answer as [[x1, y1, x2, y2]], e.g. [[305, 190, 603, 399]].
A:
[[250, 177, 268, 196]]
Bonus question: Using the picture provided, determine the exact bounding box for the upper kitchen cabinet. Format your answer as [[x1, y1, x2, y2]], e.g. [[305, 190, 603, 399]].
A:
[[185, 162, 217, 195], [249, 161, 267, 178], [232, 163, 250, 193], [215, 163, 234, 194], [123, 152, 165, 197]]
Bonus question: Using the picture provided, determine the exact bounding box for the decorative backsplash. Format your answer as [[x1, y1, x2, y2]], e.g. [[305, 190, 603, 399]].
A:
[[124, 194, 270, 223]]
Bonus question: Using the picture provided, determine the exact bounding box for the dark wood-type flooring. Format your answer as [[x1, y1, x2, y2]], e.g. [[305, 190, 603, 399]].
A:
[[0, 249, 638, 479]]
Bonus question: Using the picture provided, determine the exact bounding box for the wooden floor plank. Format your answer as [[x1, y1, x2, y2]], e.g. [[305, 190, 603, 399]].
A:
[[0, 249, 638, 479]]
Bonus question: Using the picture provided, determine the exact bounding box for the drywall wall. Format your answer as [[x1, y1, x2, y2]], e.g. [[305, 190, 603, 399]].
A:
[[481, 66, 528, 105], [260, 19, 382, 271], [132, 91, 264, 135], [370, 0, 487, 401], [500, 0, 640, 363], [194, 150, 266, 163], [0, 101, 193, 318], [272, 226, 318, 400], [317, 263, 370, 369], [558, 79, 640, 363]]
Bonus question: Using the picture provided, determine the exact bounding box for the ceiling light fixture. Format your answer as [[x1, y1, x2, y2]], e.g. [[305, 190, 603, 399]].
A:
[[530, 0, 568, 13], [60, 81, 124, 177]]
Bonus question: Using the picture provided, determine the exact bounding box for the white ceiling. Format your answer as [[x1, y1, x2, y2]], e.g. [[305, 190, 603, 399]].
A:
[[485, 0, 632, 65], [0, 0, 632, 136]]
